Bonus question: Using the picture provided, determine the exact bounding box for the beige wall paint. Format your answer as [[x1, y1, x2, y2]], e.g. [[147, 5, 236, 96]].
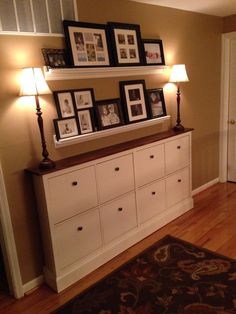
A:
[[223, 14, 236, 33], [0, 0, 222, 284]]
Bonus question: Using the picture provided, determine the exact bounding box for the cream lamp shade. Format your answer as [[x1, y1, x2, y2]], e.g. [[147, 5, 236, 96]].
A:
[[20, 67, 51, 96], [169, 64, 189, 83]]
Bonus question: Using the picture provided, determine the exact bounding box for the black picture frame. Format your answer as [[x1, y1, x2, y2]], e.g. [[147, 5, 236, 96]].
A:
[[95, 98, 124, 130], [77, 109, 96, 134], [119, 80, 149, 123], [142, 39, 165, 65], [147, 88, 167, 118], [63, 20, 112, 67], [72, 88, 96, 110], [53, 90, 76, 118], [53, 117, 79, 141], [41, 48, 68, 68], [108, 22, 144, 66]]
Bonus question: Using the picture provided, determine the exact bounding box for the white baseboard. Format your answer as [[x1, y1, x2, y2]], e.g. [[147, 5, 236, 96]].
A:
[[192, 178, 219, 196], [23, 275, 44, 294]]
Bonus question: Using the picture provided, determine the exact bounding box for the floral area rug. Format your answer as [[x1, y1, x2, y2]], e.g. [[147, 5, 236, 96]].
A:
[[54, 235, 236, 314]]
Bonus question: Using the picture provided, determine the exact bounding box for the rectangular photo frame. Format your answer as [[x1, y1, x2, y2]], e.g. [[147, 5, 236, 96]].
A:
[[147, 88, 167, 118], [95, 98, 124, 130], [108, 22, 143, 66], [142, 39, 165, 65], [54, 117, 79, 141], [72, 88, 95, 110], [63, 20, 112, 67], [119, 80, 149, 123], [42, 48, 68, 68], [77, 109, 95, 134], [53, 90, 76, 118]]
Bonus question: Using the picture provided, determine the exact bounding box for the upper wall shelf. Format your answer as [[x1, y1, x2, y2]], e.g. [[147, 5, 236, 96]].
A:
[[44, 65, 169, 80]]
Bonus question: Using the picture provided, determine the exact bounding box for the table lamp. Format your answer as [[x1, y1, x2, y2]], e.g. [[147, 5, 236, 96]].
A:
[[20, 67, 55, 170], [169, 64, 189, 131]]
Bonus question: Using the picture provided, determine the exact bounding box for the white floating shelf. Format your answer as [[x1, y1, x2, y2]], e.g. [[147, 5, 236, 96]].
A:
[[54, 115, 171, 148], [44, 65, 169, 80]]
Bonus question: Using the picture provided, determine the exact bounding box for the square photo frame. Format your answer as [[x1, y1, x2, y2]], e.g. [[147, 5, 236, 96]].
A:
[[42, 48, 68, 68], [54, 117, 79, 141], [147, 88, 167, 118], [77, 109, 95, 134], [63, 20, 112, 67], [119, 80, 148, 123], [142, 39, 165, 65], [95, 98, 124, 130], [73, 88, 95, 110], [53, 91, 76, 118], [108, 22, 143, 66]]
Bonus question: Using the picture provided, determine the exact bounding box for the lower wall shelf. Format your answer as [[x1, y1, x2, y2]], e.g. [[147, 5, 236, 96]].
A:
[[53, 115, 171, 148]]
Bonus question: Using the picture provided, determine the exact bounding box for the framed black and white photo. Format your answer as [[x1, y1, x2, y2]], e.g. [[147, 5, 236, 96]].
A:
[[77, 109, 95, 134], [95, 98, 124, 130], [142, 39, 165, 65], [108, 22, 143, 66], [63, 20, 112, 67], [120, 80, 148, 123], [147, 88, 167, 118], [42, 48, 68, 68], [53, 91, 75, 118], [54, 117, 79, 140], [73, 88, 95, 110]]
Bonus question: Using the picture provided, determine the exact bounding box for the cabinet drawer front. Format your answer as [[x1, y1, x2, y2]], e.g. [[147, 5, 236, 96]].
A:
[[54, 209, 102, 270], [137, 179, 166, 224], [165, 136, 190, 175], [134, 144, 165, 187], [166, 168, 190, 208], [100, 193, 137, 244], [96, 154, 134, 203], [48, 166, 98, 224]]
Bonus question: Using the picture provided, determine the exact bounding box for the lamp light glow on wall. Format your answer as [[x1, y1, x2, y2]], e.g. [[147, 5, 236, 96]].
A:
[[169, 64, 189, 131], [20, 67, 55, 170]]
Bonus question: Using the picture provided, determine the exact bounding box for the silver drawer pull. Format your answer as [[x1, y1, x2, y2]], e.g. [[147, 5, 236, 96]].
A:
[[152, 191, 156, 195], [115, 167, 120, 172], [118, 207, 123, 212], [72, 181, 78, 186], [178, 179, 182, 182], [77, 226, 83, 231], [150, 155, 154, 159], [177, 146, 181, 149]]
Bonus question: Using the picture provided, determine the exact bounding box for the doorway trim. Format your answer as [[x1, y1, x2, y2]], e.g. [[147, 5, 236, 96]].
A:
[[0, 161, 24, 298], [220, 31, 236, 182]]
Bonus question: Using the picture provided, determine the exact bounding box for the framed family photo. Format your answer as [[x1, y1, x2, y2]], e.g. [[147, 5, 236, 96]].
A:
[[63, 20, 111, 67], [119, 80, 148, 123], [54, 117, 79, 140], [108, 22, 143, 66], [42, 48, 68, 68], [143, 39, 165, 65], [77, 109, 95, 134], [73, 88, 95, 110], [95, 98, 124, 130], [53, 91, 75, 118], [147, 88, 167, 118]]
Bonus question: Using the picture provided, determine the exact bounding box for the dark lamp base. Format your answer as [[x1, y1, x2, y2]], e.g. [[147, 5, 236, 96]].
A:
[[173, 124, 185, 132], [39, 158, 56, 170]]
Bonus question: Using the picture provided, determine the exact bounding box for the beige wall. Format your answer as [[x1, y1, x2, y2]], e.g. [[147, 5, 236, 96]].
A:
[[0, 0, 222, 284], [223, 14, 236, 33]]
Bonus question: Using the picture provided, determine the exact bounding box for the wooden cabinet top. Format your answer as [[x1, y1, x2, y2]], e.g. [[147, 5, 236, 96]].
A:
[[26, 128, 193, 176]]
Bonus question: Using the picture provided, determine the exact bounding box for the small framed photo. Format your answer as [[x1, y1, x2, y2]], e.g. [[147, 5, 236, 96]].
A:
[[54, 117, 79, 141], [120, 80, 148, 123], [108, 22, 143, 66], [142, 39, 165, 65], [147, 88, 167, 118], [77, 109, 95, 134], [63, 20, 112, 67], [73, 88, 95, 110], [95, 98, 124, 130], [53, 91, 76, 118], [42, 48, 68, 68]]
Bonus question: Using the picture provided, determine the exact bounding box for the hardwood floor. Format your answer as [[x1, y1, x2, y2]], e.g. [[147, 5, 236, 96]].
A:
[[1, 182, 236, 314]]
